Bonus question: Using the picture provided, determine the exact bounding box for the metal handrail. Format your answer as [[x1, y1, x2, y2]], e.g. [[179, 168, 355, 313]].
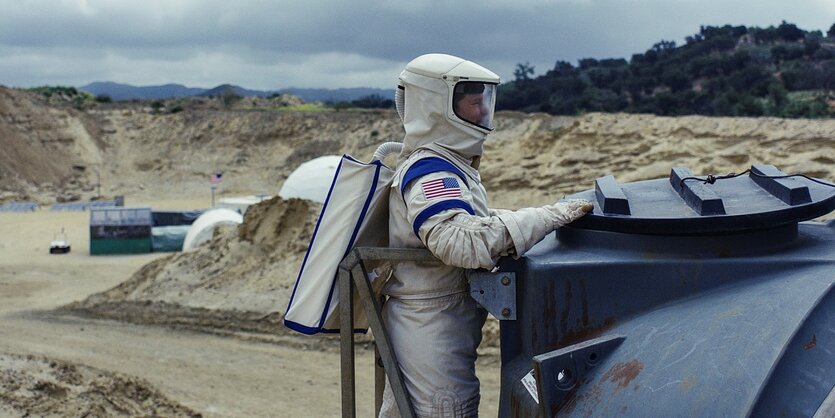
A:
[[338, 247, 439, 418]]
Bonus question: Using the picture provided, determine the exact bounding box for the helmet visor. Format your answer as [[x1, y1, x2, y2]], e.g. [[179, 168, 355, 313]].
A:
[[452, 81, 497, 131]]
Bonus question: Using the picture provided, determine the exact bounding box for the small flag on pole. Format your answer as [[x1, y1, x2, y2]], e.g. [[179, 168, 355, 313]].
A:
[[421, 177, 462, 200], [210, 172, 223, 184]]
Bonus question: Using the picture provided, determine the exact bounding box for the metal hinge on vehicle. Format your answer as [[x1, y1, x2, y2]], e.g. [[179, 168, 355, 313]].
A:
[[469, 271, 517, 320]]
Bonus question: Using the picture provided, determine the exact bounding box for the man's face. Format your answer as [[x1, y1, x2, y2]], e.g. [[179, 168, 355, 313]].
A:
[[455, 93, 485, 126]]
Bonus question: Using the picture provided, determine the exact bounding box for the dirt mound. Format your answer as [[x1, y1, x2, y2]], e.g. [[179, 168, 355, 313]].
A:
[[74, 196, 319, 312], [238, 194, 318, 254], [67, 197, 330, 338], [482, 112, 835, 209], [0, 353, 199, 417], [0, 88, 103, 203]]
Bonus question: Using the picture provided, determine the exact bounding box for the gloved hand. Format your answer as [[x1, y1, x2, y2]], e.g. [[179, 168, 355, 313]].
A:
[[494, 199, 594, 258], [540, 199, 594, 230]]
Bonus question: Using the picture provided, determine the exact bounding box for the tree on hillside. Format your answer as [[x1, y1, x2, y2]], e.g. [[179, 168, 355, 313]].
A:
[[350, 94, 393, 108], [495, 21, 834, 118], [661, 68, 689, 91], [513, 62, 535, 81], [550, 61, 578, 77], [700, 25, 748, 40], [776, 21, 805, 41]]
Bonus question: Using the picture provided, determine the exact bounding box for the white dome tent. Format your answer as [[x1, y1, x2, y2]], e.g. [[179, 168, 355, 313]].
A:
[[182, 208, 243, 251], [278, 155, 341, 203], [217, 195, 272, 215]]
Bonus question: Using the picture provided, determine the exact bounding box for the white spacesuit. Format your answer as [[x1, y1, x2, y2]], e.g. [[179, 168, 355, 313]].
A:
[[380, 53, 592, 418]]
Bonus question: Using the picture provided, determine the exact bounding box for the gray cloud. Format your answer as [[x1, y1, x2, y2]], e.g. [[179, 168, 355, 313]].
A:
[[0, 0, 832, 89]]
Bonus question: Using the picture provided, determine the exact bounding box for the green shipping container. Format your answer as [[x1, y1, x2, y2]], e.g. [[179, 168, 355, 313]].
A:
[[89, 207, 153, 255], [90, 238, 152, 255]]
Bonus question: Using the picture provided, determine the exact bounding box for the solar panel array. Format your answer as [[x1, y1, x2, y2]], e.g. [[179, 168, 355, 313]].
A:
[[50, 200, 118, 212], [0, 202, 39, 212]]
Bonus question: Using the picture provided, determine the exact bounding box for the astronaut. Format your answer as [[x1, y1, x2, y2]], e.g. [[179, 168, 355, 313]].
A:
[[381, 53, 592, 417]]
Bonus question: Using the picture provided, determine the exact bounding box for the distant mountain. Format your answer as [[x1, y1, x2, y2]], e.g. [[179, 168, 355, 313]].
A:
[[276, 87, 391, 102], [80, 82, 205, 100], [79, 81, 390, 103], [198, 84, 273, 98]]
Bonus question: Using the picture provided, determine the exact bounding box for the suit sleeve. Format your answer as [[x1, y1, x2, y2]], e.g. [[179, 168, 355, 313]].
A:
[[403, 171, 554, 269]]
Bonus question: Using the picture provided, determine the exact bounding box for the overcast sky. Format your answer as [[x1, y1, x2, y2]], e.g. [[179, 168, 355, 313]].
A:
[[1, 0, 833, 90]]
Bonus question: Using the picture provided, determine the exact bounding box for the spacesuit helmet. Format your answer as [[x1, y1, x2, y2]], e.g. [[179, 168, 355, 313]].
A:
[[398, 54, 500, 134]]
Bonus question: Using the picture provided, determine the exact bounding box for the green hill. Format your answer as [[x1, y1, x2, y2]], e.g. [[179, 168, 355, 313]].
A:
[[499, 21, 835, 118]]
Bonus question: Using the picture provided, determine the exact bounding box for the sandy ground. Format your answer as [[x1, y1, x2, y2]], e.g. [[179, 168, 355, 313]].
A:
[[0, 352, 199, 417], [0, 201, 502, 417]]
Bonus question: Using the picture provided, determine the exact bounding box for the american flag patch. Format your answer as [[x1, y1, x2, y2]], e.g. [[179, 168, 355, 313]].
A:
[[421, 177, 462, 200]]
